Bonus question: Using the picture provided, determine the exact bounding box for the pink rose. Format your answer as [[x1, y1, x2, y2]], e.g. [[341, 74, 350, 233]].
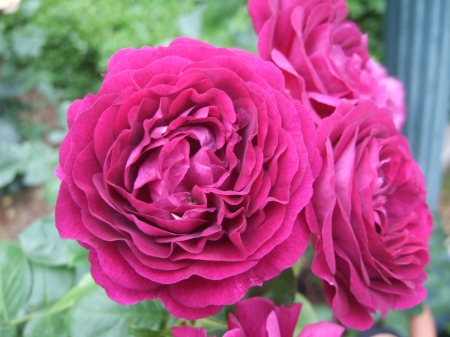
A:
[[56, 38, 315, 319], [248, 0, 406, 129], [305, 100, 431, 329], [172, 297, 344, 337]]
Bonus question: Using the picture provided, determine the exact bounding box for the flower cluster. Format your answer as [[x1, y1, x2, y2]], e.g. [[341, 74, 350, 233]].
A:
[[247, 0, 430, 329], [55, 0, 431, 334]]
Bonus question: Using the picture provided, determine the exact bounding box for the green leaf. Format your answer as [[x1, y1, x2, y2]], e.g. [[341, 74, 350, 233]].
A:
[[0, 141, 58, 188], [19, 122, 46, 142], [313, 303, 333, 322], [190, 306, 229, 337], [381, 309, 411, 337], [0, 166, 18, 189], [67, 287, 168, 337], [0, 119, 20, 143], [404, 303, 424, 317], [292, 259, 303, 278], [57, 101, 71, 128], [194, 316, 228, 337], [19, 214, 89, 267], [11, 25, 46, 59], [177, 6, 205, 39], [22, 143, 58, 186], [20, 0, 41, 17], [23, 312, 67, 337], [49, 273, 97, 314], [47, 129, 67, 145], [43, 177, 60, 207], [202, 0, 243, 30], [424, 220, 450, 316], [0, 242, 32, 322], [0, 142, 22, 188], [28, 263, 75, 310], [293, 293, 318, 336], [0, 81, 25, 99], [128, 325, 172, 337], [246, 268, 296, 306], [0, 323, 17, 337]]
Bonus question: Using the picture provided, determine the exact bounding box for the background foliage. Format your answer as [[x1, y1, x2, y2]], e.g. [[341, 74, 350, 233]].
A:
[[1, 0, 449, 336]]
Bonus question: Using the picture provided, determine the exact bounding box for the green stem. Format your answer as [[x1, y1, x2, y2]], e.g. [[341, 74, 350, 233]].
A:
[[8, 311, 37, 326], [194, 316, 228, 329], [0, 268, 9, 324], [8, 302, 69, 326]]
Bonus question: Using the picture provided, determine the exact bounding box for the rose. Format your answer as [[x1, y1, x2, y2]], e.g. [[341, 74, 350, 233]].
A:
[[171, 297, 344, 337], [56, 38, 316, 319], [0, 0, 20, 14], [248, 0, 406, 129], [305, 100, 431, 329]]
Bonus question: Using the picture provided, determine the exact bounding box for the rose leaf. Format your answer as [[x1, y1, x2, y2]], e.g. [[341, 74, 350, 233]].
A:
[[23, 312, 67, 337], [128, 325, 173, 337], [0, 323, 17, 337], [19, 214, 89, 268], [0, 242, 32, 323], [245, 268, 297, 306], [66, 287, 168, 337], [293, 293, 319, 336], [27, 263, 75, 310]]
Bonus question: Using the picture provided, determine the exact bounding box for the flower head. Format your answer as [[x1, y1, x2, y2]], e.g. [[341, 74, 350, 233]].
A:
[[56, 38, 316, 319], [306, 100, 431, 329], [249, 0, 406, 129]]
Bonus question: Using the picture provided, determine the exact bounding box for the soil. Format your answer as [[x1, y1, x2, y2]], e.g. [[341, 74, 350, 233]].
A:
[[0, 187, 52, 240]]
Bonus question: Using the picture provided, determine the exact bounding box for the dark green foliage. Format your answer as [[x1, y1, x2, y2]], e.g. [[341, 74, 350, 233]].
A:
[[246, 268, 297, 307], [347, 0, 386, 61]]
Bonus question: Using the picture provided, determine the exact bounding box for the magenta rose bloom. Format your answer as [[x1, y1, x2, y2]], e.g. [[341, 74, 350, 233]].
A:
[[172, 297, 344, 337], [55, 38, 315, 319], [248, 0, 406, 129], [305, 100, 431, 329]]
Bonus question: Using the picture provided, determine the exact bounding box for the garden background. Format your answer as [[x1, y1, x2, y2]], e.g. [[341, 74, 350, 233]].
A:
[[0, 0, 449, 336]]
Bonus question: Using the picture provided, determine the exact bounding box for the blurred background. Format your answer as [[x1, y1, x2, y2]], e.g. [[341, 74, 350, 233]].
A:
[[0, 0, 449, 336]]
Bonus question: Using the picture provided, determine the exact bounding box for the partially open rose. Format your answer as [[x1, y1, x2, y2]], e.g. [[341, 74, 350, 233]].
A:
[[172, 297, 344, 337], [305, 100, 431, 329], [248, 0, 406, 129], [56, 38, 315, 319]]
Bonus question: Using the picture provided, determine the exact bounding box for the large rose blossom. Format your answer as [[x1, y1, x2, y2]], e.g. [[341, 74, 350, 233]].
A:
[[55, 38, 316, 319], [305, 100, 431, 329], [248, 0, 406, 129], [172, 297, 344, 337]]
